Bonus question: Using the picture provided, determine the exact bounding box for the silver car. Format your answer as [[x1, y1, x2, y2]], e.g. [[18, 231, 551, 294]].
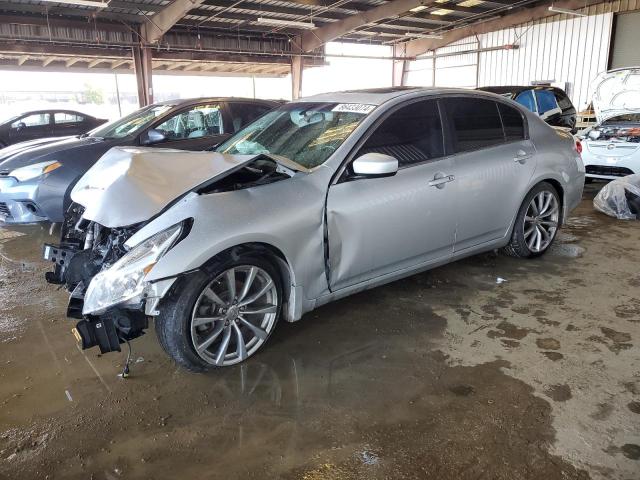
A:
[[44, 87, 585, 372]]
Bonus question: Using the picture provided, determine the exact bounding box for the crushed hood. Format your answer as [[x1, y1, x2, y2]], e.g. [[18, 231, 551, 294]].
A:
[[71, 147, 260, 228], [591, 67, 640, 123]]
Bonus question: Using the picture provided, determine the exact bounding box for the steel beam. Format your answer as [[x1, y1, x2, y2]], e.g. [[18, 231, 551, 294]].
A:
[[142, 0, 208, 44], [296, 0, 440, 52], [291, 46, 303, 99], [133, 45, 154, 106], [405, 0, 606, 56]]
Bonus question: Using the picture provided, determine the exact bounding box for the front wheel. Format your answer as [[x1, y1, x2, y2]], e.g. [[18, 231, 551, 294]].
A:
[[155, 254, 282, 372], [502, 182, 560, 258]]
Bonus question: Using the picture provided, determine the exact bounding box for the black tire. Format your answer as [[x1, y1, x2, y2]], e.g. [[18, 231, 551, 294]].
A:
[[502, 182, 560, 259], [155, 252, 283, 372]]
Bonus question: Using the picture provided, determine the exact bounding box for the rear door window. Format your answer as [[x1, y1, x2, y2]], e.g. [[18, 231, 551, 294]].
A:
[[535, 89, 560, 115], [515, 90, 537, 113], [497, 103, 526, 141], [227, 103, 273, 132], [55, 112, 84, 124], [442, 98, 504, 153]]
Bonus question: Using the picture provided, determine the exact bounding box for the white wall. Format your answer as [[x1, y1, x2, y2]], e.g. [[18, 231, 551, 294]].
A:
[[477, 11, 613, 110], [403, 2, 634, 110], [302, 42, 393, 97]]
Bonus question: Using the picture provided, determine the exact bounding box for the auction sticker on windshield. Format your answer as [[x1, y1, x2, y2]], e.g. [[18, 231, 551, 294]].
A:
[[332, 104, 376, 114]]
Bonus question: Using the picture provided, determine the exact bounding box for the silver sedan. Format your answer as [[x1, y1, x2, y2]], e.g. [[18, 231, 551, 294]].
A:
[[45, 87, 585, 372]]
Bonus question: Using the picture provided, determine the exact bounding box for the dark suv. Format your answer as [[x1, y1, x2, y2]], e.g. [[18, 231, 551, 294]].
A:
[[478, 86, 577, 132]]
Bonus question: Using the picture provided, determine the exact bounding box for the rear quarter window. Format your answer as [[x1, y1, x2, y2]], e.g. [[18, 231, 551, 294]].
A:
[[497, 103, 526, 141]]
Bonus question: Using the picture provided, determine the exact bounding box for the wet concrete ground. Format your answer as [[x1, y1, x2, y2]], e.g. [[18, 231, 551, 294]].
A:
[[0, 184, 639, 480]]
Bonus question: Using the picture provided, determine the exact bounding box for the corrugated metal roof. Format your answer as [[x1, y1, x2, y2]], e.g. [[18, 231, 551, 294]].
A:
[[0, 0, 540, 45]]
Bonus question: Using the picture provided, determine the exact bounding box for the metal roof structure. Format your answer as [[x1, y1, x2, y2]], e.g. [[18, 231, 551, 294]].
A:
[[0, 0, 611, 103], [0, 0, 555, 74]]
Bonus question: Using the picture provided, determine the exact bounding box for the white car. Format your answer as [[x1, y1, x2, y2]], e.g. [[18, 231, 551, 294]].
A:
[[581, 67, 640, 181]]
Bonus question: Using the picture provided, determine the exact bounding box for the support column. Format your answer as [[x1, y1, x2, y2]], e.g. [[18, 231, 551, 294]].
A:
[[291, 49, 303, 100], [133, 46, 154, 107], [392, 44, 407, 87]]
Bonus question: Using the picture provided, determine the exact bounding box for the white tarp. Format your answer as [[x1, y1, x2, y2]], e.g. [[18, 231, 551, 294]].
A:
[[593, 174, 640, 220]]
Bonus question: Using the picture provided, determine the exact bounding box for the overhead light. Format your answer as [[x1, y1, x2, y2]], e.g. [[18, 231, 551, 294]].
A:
[[40, 0, 109, 7], [431, 8, 453, 15], [256, 17, 316, 29], [405, 32, 443, 39], [548, 6, 587, 17], [409, 5, 428, 12]]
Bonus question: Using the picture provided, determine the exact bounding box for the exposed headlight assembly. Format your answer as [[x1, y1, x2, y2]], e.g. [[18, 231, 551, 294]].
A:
[[82, 223, 183, 315], [9, 161, 62, 182]]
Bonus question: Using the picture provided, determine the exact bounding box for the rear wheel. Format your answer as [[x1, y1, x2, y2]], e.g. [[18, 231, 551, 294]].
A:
[[502, 182, 560, 258], [155, 254, 282, 372]]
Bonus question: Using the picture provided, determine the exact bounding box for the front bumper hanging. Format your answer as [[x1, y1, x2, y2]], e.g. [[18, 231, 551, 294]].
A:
[[43, 243, 149, 354]]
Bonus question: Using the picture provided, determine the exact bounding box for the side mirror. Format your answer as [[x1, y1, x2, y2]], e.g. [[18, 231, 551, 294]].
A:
[[352, 152, 398, 178], [15, 122, 26, 132], [588, 129, 601, 140], [141, 128, 167, 145]]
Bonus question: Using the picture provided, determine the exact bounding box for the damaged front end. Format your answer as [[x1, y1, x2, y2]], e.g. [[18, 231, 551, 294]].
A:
[[43, 147, 295, 356], [43, 204, 182, 353]]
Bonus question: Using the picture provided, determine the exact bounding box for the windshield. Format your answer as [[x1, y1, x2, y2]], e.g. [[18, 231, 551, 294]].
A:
[[90, 104, 174, 139], [217, 102, 371, 169]]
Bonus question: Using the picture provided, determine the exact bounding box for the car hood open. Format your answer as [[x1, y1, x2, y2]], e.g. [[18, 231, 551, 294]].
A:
[[71, 147, 272, 228], [591, 67, 640, 123]]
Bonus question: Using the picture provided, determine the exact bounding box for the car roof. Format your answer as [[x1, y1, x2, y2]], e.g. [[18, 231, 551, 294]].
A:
[[152, 97, 281, 107], [478, 85, 567, 97], [294, 87, 505, 106]]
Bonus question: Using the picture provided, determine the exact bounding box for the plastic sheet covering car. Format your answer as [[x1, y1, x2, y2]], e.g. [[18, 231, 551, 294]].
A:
[[593, 174, 640, 219]]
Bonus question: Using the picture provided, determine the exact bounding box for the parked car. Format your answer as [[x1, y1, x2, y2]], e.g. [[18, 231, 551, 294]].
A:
[[478, 86, 577, 132], [0, 110, 107, 148], [0, 98, 279, 224], [579, 67, 640, 181], [44, 87, 584, 372]]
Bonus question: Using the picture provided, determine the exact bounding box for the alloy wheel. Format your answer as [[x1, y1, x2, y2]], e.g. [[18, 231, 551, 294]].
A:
[[190, 265, 278, 366], [523, 190, 559, 253]]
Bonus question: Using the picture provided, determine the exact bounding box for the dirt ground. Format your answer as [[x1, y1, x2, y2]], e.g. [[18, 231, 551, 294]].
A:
[[0, 183, 638, 480]]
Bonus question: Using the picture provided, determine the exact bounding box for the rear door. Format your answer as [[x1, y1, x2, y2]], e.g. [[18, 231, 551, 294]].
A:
[[441, 97, 536, 251], [326, 98, 457, 290], [149, 103, 230, 151], [53, 112, 86, 137]]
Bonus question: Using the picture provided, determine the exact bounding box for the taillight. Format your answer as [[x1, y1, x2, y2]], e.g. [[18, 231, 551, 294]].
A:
[[575, 140, 583, 155]]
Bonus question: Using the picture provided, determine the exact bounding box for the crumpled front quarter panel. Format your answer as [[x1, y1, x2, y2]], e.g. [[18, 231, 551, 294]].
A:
[[136, 167, 333, 302]]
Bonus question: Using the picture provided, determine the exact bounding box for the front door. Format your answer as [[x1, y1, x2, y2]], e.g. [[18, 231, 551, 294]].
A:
[[440, 97, 537, 251], [9, 112, 52, 143], [150, 103, 230, 151], [326, 98, 457, 291]]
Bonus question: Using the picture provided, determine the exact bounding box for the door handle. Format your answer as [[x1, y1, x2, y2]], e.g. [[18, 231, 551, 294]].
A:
[[428, 174, 455, 188], [514, 150, 532, 163]]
